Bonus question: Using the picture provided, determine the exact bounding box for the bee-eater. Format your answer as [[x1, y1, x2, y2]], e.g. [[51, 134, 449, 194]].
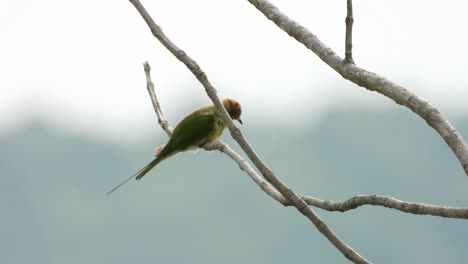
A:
[[106, 98, 242, 195]]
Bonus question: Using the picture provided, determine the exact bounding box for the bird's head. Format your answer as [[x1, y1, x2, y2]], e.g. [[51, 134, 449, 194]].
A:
[[222, 98, 243, 125]]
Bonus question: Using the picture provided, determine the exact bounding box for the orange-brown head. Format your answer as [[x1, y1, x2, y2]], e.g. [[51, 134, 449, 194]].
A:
[[222, 98, 243, 124]]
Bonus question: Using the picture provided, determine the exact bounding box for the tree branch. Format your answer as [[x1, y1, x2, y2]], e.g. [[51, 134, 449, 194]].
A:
[[131, 1, 468, 263], [143, 62, 173, 136], [299, 195, 468, 219], [344, 0, 355, 64], [246, 0, 468, 177], [130, 1, 370, 263], [143, 61, 468, 221]]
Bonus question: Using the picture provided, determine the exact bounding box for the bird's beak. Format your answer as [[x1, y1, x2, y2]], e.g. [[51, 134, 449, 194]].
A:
[[237, 119, 243, 125]]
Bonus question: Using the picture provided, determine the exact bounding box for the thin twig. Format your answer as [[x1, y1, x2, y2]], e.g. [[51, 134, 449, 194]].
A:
[[299, 195, 468, 219], [247, 0, 468, 177], [344, 0, 355, 64], [203, 141, 288, 204], [143, 61, 173, 136], [129, 1, 371, 263]]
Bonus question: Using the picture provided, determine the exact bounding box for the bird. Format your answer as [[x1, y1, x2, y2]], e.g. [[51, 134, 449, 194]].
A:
[[106, 98, 242, 195]]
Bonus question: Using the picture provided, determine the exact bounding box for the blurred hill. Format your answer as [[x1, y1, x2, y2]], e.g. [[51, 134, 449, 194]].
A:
[[1, 108, 467, 263]]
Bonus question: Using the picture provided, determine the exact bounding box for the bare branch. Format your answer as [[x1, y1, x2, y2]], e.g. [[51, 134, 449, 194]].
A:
[[344, 0, 355, 64], [143, 63, 468, 220], [151, 57, 468, 224], [203, 141, 289, 204], [246, 0, 468, 177], [143, 61, 173, 136], [144, 61, 468, 220], [132, 3, 468, 264], [299, 195, 468, 219], [130, 1, 370, 263]]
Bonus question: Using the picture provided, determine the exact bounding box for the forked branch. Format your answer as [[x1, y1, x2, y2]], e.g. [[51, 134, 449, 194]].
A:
[[143, 61, 468, 221], [130, 1, 370, 262], [247, 0, 468, 177], [130, 1, 468, 263]]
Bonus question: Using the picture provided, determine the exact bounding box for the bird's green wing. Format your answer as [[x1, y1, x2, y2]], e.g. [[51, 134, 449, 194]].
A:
[[160, 112, 217, 157]]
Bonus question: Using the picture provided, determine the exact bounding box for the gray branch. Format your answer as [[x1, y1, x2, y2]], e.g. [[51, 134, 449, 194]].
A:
[[142, 61, 468, 221], [299, 195, 468, 219], [247, 0, 468, 177], [130, 1, 468, 263], [344, 0, 355, 64], [143, 62, 173, 136], [130, 1, 370, 263]]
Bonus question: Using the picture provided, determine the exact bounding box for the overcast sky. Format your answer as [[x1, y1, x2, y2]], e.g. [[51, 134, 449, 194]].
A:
[[2, 0, 467, 142]]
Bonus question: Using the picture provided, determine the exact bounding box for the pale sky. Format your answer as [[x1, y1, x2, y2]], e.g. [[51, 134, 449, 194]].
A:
[[1, 0, 468, 143]]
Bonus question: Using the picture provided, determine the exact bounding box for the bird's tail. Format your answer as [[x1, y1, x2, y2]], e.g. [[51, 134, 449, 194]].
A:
[[135, 157, 162, 181], [106, 157, 162, 195]]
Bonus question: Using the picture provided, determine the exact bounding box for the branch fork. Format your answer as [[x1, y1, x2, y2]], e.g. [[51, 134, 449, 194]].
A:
[[128, 1, 468, 263]]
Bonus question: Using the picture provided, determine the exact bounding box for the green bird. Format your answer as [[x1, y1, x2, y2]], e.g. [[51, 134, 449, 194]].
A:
[[106, 98, 242, 195]]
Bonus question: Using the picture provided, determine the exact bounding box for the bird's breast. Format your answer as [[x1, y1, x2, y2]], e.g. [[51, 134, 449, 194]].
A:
[[207, 118, 226, 142]]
